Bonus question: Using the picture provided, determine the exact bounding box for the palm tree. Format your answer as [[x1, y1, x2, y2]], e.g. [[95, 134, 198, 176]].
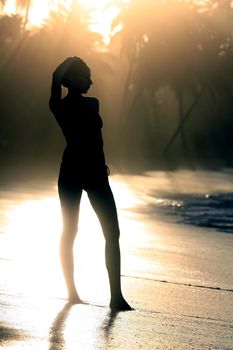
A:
[[112, 0, 233, 163], [0, 1, 31, 29], [16, 0, 31, 29]]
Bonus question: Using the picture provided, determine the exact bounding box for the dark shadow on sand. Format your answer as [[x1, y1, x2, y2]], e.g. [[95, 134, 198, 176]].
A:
[[0, 324, 27, 345]]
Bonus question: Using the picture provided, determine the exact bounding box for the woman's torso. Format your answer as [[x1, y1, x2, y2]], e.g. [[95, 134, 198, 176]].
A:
[[53, 94, 108, 186]]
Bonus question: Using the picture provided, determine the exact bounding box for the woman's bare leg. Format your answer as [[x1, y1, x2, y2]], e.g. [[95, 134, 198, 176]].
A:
[[87, 183, 132, 310], [59, 185, 83, 303]]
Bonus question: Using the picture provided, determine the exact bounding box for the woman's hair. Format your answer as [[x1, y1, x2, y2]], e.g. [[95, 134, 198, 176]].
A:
[[61, 57, 90, 88]]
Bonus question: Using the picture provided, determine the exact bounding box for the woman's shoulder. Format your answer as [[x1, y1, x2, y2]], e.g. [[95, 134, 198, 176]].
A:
[[85, 97, 99, 111], [85, 96, 99, 103]]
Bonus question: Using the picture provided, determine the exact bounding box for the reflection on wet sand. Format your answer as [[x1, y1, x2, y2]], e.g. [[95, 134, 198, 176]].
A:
[[0, 177, 145, 302], [49, 303, 72, 350], [48, 303, 119, 350], [1, 171, 233, 299], [0, 170, 233, 349], [102, 310, 119, 342]]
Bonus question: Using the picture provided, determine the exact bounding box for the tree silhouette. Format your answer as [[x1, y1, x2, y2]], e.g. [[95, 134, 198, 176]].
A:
[[16, 0, 31, 29], [0, 4, 114, 172], [112, 0, 233, 165], [1, 0, 233, 171]]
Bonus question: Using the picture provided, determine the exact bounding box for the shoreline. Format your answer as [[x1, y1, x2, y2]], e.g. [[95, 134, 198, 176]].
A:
[[0, 170, 233, 349]]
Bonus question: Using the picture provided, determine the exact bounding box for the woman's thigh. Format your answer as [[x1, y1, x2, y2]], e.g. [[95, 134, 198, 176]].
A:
[[58, 179, 83, 233], [86, 183, 120, 240]]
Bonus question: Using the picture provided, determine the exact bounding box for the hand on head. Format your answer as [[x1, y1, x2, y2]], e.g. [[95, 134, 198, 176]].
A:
[[52, 56, 80, 85]]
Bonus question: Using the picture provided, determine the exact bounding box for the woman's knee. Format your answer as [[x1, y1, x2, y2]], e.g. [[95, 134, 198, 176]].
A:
[[103, 223, 120, 244], [61, 221, 78, 242]]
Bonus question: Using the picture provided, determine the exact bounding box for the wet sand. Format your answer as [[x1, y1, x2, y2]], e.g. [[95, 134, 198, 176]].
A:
[[0, 170, 233, 349]]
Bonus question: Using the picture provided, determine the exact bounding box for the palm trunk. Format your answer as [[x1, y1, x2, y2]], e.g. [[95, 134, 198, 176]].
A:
[[163, 87, 205, 154], [22, 0, 30, 30], [178, 87, 187, 151]]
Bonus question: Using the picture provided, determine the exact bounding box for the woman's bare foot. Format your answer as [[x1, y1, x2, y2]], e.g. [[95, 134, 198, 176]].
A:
[[110, 296, 132, 311]]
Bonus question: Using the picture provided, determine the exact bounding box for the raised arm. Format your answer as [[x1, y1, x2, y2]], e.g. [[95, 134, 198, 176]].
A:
[[49, 72, 62, 115], [49, 56, 80, 114]]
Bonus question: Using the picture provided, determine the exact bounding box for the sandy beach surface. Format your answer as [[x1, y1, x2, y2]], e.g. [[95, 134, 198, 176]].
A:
[[0, 169, 233, 349]]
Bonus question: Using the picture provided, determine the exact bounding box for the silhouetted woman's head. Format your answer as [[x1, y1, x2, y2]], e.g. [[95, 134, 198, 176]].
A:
[[61, 57, 92, 93]]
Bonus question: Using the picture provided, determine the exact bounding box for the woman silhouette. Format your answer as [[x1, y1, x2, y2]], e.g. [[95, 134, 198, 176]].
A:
[[49, 57, 131, 310]]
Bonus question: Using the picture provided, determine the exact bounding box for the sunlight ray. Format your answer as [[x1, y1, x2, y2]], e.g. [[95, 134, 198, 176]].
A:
[[1, 0, 129, 44]]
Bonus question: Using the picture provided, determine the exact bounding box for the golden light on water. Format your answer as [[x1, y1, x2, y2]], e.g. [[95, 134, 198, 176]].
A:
[[2, 171, 231, 306], [2, 171, 233, 349]]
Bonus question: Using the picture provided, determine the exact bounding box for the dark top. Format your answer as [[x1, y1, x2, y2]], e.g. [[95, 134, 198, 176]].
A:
[[49, 92, 108, 187]]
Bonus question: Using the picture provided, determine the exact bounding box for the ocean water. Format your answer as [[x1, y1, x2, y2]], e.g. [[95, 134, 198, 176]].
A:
[[0, 168, 233, 350], [0, 168, 232, 297], [139, 192, 233, 233], [116, 169, 233, 234]]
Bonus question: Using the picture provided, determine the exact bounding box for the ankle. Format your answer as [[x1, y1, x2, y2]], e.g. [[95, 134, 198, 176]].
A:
[[110, 296, 132, 311]]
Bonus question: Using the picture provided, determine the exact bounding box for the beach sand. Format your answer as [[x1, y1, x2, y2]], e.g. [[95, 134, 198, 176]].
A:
[[0, 170, 233, 349]]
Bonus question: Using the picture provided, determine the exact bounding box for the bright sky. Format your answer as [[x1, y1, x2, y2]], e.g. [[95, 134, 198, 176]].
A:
[[3, 0, 128, 44]]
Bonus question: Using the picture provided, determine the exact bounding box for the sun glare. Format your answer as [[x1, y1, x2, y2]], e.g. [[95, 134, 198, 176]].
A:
[[2, 0, 128, 45], [4, 179, 142, 301]]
